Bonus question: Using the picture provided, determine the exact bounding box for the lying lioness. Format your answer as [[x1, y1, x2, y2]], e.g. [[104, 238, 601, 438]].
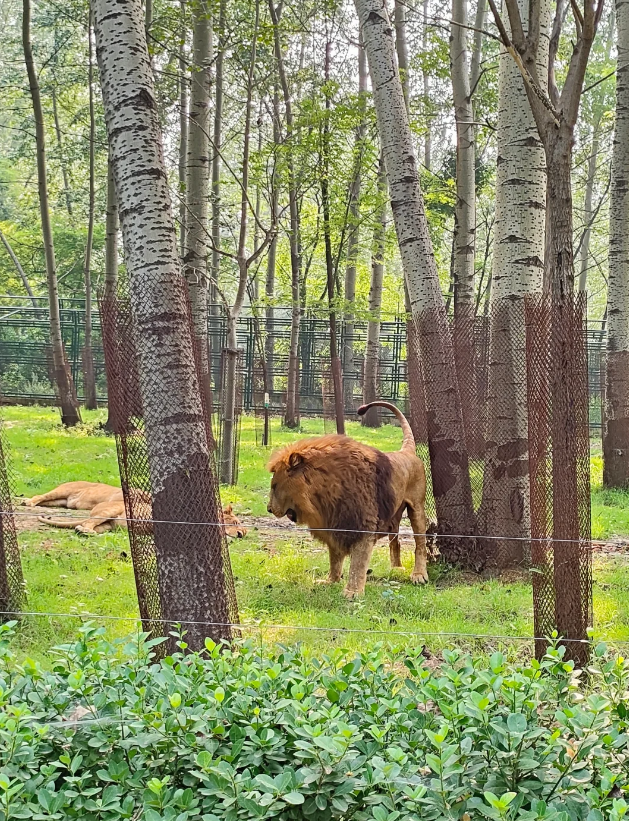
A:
[[24, 481, 247, 538]]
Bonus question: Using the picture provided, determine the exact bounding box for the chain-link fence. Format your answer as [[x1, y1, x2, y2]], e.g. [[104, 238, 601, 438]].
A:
[[100, 288, 238, 652], [0, 401, 25, 618], [526, 293, 592, 665]]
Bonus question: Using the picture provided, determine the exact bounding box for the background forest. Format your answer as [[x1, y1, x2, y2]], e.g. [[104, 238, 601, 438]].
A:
[[0, 0, 614, 327]]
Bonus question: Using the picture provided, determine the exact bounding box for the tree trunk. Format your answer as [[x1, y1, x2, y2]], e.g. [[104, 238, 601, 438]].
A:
[[219, 1, 259, 485], [450, 0, 478, 462], [210, 0, 226, 367], [265, 81, 280, 398], [362, 156, 387, 428], [357, 0, 475, 549], [604, 0, 629, 487], [394, 0, 410, 109], [270, 0, 302, 429], [0, 228, 38, 308], [51, 86, 73, 219], [342, 41, 367, 411], [23, 0, 81, 427], [450, 0, 475, 310], [184, 1, 212, 414], [93, 0, 234, 650], [83, 21, 97, 411], [178, 0, 188, 258], [322, 39, 345, 435], [422, 0, 431, 170], [578, 116, 601, 292], [102, 155, 118, 433], [480, 0, 548, 565], [545, 130, 584, 648]]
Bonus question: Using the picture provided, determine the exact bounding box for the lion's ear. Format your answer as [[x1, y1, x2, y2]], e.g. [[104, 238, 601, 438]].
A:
[[288, 452, 305, 471], [224, 503, 233, 514]]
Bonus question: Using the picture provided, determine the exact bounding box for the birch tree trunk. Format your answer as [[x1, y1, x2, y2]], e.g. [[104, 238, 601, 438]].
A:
[[265, 81, 280, 397], [83, 21, 97, 411], [342, 42, 367, 410], [322, 38, 345, 435], [604, 0, 629, 488], [184, 1, 212, 414], [362, 156, 387, 429], [103, 155, 118, 433], [219, 0, 259, 485], [178, 0, 188, 258], [422, 0, 431, 170], [450, 0, 479, 463], [578, 116, 601, 292], [270, 0, 302, 429], [479, 0, 549, 565], [51, 85, 73, 219], [23, 0, 81, 427], [450, 0, 475, 310], [394, 0, 410, 110], [210, 0, 225, 367], [357, 0, 475, 547], [93, 0, 233, 649]]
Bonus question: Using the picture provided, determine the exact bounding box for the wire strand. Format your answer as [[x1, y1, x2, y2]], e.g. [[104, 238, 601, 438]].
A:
[[6, 508, 625, 549], [0, 609, 615, 645]]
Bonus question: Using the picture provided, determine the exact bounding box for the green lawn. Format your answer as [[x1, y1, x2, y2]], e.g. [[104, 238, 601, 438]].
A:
[[4, 405, 629, 662]]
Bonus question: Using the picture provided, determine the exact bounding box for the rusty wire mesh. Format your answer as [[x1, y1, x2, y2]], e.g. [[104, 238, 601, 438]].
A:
[[406, 321, 436, 524], [217, 348, 244, 485], [407, 309, 489, 541], [100, 286, 238, 651], [0, 403, 25, 618], [478, 299, 531, 569], [525, 293, 591, 665]]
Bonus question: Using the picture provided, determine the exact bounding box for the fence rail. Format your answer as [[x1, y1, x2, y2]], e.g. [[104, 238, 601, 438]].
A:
[[0, 300, 607, 430]]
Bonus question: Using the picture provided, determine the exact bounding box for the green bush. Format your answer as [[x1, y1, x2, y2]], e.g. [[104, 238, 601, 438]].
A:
[[0, 622, 628, 820]]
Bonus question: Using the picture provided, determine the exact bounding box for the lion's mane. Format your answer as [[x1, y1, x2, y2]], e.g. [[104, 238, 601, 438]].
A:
[[268, 435, 397, 549]]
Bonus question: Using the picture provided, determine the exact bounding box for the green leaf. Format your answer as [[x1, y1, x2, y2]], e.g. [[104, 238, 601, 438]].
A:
[[507, 713, 527, 734], [283, 792, 305, 805]]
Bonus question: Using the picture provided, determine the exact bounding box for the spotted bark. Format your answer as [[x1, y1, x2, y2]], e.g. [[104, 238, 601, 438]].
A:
[[604, 0, 629, 488], [184, 1, 212, 413], [480, 0, 549, 566], [356, 0, 475, 550], [362, 157, 386, 429], [93, 0, 233, 648]]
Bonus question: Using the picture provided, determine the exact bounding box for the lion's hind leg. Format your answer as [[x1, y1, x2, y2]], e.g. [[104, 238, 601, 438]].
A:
[[407, 502, 429, 585], [388, 505, 405, 569], [26, 491, 69, 508]]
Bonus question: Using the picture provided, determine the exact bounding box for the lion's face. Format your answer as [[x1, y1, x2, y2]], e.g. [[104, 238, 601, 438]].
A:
[[267, 453, 309, 524]]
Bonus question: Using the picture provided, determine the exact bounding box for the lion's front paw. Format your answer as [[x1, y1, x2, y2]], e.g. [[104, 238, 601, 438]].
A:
[[410, 567, 429, 585], [315, 575, 342, 585], [342, 587, 364, 599]]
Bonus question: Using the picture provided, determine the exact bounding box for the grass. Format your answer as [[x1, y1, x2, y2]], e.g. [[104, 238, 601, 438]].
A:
[[4, 405, 629, 662]]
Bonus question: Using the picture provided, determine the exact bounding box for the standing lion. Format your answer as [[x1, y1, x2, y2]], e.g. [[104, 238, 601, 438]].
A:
[[267, 401, 428, 597]]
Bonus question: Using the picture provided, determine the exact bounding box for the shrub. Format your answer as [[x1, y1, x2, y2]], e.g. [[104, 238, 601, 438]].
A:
[[0, 622, 628, 820]]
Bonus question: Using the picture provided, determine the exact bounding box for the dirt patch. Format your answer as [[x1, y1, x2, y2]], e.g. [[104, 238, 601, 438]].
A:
[[11, 503, 86, 534]]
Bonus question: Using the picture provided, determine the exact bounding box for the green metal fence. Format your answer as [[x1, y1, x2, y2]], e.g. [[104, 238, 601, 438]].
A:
[[0, 297, 606, 430]]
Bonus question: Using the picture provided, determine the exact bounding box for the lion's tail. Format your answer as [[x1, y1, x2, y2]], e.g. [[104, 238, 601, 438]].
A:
[[357, 401, 416, 452], [38, 515, 86, 530]]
